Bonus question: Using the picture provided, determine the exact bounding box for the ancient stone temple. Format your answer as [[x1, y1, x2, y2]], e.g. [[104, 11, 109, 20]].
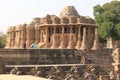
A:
[[5, 6, 100, 50]]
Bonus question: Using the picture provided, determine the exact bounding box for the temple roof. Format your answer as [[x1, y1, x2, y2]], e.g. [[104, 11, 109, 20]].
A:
[[59, 6, 80, 18]]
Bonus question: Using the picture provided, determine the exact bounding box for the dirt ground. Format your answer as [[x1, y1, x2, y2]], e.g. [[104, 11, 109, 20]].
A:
[[0, 74, 50, 80]]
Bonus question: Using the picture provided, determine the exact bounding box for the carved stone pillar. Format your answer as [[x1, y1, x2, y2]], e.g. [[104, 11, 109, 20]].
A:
[[91, 28, 101, 50], [59, 26, 66, 48], [14, 31, 17, 48], [26, 25, 35, 48], [87, 28, 93, 49], [44, 27, 50, 48], [67, 25, 75, 49], [13, 29, 17, 48], [40, 28, 44, 42], [20, 24, 26, 48], [36, 27, 44, 48], [14, 26, 21, 48], [51, 26, 58, 48], [35, 24, 40, 44], [11, 27, 15, 48], [9, 27, 13, 48], [76, 26, 82, 49], [80, 27, 88, 51], [18, 29, 21, 48]]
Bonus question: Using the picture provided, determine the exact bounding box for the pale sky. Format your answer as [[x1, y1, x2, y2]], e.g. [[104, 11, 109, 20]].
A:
[[0, 0, 112, 34]]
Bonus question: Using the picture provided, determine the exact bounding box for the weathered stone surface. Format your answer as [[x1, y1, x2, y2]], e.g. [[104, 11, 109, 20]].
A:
[[0, 57, 5, 74], [99, 75, 110, 80], [0, 49, 76, 65], [107, 38, 120, 48], [112, 48, 120, 63], [59, 6, 80, 18]]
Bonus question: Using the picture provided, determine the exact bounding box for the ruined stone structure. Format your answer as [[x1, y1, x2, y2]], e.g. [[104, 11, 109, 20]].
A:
[[112, 48, 120, 71], [5, 6, 100, 50], [107, 38, 120, 48], [0, 48, 113, 80]]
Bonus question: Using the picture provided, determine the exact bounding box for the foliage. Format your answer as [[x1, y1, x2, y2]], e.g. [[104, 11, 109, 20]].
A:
[[0, 32, 6, 48], [94, 1, 120, 40]]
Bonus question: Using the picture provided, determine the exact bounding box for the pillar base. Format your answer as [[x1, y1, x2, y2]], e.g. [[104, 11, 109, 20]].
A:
[[67, 41, 75, 49], [51, 42, 58, 48], [91, 40, 101, 51], [59, 41, 66, 49], [75, 40, 81, 49], [44, 43, 50, 48]]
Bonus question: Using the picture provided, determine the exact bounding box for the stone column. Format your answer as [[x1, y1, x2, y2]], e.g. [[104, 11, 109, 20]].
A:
[[87, 28, 93, 49], [35, 24, 40, 44], [35, 27, 43, 48], [67, 25, 75, 49], [11, 27, 15, 48], [13, 26, 21, 48], [40, 28, 44, 42], [26, 25, 35, 48], [20, 24, 26, 48], [9, 27, 13, 48], [18, 26, 21, 48], [44, 27, 49, 48], [59, 26, 66, 48], [17, 28, 21, 48], [14, 30, 18, 48], [76, 26, 82, 49], [80, 27, 88, 51], [91, 28, 101, 50], [13, 29, 17, 48], [51, 26, 58, 48]]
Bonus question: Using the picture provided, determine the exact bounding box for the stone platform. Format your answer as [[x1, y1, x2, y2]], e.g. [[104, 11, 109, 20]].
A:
[[0, 48, 113, 80], [0, 49, 76, 65]]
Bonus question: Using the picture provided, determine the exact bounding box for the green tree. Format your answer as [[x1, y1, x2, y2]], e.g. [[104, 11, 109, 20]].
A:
[[94, 1, 120, 41], [0, 32, 6, 48]]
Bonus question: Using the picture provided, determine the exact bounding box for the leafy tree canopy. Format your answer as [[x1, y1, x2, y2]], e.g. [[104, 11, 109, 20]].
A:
[[0, 32, 6, 48], [94, 1, 120, 40]]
